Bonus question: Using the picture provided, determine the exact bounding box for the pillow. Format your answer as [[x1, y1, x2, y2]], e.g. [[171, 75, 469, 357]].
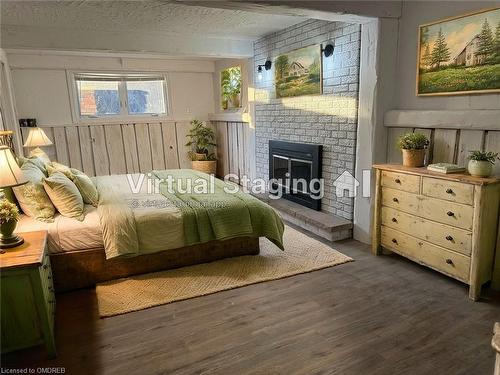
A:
[[18, 156, 48, 176], [13, 162, 55, 222], [69, 168, 99, 207], [29, 148, 51, 163], [43, 172, 84, 221], [46, 161, 72, 178]]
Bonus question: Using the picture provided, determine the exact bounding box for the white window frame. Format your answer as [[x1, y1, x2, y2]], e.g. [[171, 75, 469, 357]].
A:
[[67, 71, 171, 124]]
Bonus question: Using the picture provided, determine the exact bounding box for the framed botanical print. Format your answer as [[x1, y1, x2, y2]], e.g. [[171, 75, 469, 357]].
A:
[[416, 8, 500, 96]]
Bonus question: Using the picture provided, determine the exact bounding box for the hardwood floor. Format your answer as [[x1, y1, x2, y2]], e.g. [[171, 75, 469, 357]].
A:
[[3, 228, 500, 375]]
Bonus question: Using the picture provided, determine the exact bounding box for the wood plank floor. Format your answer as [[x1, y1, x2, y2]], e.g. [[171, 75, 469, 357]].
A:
[[3, 228, 500, 375]]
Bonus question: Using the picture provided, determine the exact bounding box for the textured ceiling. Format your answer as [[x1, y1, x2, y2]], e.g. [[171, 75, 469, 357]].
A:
[[0, 0, 306, 39]]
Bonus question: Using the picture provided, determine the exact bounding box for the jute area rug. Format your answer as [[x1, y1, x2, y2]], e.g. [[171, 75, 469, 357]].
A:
[[96, 226, 353, 317]]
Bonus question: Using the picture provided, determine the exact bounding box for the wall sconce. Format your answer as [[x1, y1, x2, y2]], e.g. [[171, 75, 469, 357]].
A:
[[257, 60, 272, 81], [322, 44, 334, 58]]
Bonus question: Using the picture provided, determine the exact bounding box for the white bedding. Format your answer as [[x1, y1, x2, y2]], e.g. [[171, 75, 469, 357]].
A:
[[15, 173, 187, 255], [16, 205, 103, 254]]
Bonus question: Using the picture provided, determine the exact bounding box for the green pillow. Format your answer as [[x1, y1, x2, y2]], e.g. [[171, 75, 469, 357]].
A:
[[43, 172, 84, 221], [69, 168, 98, 206], [13, 162, 55, 222], [46, 161, 72, 178], [29, 148, 51, 163], [18, 156, 48, 176]]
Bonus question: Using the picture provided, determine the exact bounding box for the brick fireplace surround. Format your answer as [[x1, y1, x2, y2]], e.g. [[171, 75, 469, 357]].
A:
[[254, 19, 361, 228]]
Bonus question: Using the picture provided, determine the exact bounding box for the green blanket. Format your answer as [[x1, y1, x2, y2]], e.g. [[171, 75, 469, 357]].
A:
[[153, 169, 284, 250], [95, 170, 284, 259]]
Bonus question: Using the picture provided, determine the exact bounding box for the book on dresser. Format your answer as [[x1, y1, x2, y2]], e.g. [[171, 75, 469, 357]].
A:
[[371, 164, 500, 301]]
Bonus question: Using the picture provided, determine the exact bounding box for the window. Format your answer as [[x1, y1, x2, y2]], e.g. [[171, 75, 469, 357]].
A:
[[73, 73, 168, 119], [220, 66, 241, 110]]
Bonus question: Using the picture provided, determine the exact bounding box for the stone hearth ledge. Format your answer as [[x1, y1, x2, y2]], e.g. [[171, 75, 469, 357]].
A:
[[253, 193, 353, 242]]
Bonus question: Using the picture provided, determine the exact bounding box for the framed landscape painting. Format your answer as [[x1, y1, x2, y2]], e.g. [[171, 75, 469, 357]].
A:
[[417, 8, 500, 96], [275, 44, 322, 98]]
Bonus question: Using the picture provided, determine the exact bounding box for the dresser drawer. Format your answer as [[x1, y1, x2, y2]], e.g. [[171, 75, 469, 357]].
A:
[[422, 177, 474, 206], [381, 187, 419, 213], [381, 171, 420, 193], [381, 226, 470, 283], [381, 206, 472, 256], [419, 196, 474, 230]]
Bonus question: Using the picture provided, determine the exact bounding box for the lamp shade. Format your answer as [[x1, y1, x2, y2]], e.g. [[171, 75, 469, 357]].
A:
[[23, 127, 53, 148], [0, 146, 27, 188]]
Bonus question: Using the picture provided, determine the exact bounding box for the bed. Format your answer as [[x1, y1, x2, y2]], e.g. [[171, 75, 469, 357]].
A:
[[16, 170, 284, 291]]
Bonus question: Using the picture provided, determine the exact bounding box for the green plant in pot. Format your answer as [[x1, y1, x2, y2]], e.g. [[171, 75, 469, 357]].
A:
[[467, 151, 499, 177], [221, 67, 241, 109], [185, 119, 217, 175], [0, 199, 20, 245], [396, 132, 430, 167]]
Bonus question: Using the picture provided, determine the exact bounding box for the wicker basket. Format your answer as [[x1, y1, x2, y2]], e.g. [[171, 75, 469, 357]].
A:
[[192, 160, 217, 175], [402, 149, 426, 167], [195, 153, 206, 161]]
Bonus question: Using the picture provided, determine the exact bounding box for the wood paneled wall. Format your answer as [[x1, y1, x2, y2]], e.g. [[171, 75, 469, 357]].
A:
[[20, 122, 193, 176], [212, 121, 255, 184], [20, 121, 255, 182], [387, 128, 500, 175]]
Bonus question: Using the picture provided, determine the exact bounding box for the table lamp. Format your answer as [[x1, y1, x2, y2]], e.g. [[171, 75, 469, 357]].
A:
[[23, 127, 53, 157], [0, 145, 27, 248]]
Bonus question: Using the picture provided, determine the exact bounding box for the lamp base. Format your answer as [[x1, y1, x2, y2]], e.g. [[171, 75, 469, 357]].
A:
[[0, 234, 24, 249]]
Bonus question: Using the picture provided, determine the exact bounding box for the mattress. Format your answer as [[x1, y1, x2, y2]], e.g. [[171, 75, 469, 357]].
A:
[[16, 205, 103, 254], [15, 173, 186, 255]]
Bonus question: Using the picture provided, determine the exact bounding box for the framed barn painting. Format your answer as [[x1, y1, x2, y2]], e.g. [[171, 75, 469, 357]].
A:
[[417, 7, 500, 96], [274, 44, 322, 98]]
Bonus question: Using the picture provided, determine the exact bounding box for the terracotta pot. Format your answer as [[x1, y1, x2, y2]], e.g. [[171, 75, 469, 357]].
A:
[[0, 219, 17, 240], [192, 160, 217, 175], [468, 160, 493, 177], [402, 149, 426, 167]]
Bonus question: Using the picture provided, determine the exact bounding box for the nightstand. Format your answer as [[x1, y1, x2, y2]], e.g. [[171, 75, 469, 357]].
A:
[[0, 230, 56, 358]]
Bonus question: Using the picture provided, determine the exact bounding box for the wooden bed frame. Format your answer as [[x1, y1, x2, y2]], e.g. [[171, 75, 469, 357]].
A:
[[50, 237, 260, 292]]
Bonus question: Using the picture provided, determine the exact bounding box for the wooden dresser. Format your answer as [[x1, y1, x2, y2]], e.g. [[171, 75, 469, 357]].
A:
[[372, 164, 500, 301], [0, 231, 56, 357]]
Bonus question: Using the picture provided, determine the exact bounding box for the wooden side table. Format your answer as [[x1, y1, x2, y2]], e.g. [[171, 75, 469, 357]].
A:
[[0, 230, 57, 358]]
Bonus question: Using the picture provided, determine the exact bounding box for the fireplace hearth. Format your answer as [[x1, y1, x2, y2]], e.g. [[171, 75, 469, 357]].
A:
[[269, 140, 322, 210]]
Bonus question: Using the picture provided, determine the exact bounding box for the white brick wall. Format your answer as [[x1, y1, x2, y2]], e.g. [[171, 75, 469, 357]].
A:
[[254, 20, 361, 220]]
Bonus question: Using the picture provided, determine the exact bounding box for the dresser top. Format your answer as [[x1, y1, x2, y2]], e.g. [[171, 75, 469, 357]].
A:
[[373, 164, 500, 186], [0, 231, 47, 270]]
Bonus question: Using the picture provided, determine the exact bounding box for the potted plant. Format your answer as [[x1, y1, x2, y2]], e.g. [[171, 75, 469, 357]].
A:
[[397, 132, 430, 167], [467, 151, 499, 177], [0, 199, 20, 243], [221, 67, 241, 109], [185, 119, 217, 175]]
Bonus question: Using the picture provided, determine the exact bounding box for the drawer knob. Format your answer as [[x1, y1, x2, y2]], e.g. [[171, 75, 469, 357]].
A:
[[392, 197, 399, 203], [445, 235, 453, 241], [446, 211, 455, 217], [446, 188, 453, 194], [395, 178, 401, 184], [392, 217, 397, 223], [445, 259, 453, 265], [391, 238, 398, 244]]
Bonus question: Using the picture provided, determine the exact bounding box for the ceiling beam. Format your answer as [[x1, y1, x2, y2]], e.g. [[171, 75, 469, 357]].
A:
[[174, 1, 402, 22], [1, 25, 254, 58]]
